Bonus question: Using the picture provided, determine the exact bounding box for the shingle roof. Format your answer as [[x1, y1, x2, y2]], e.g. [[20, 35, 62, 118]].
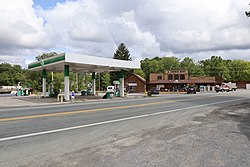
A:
[[126, 73, 146, 83]]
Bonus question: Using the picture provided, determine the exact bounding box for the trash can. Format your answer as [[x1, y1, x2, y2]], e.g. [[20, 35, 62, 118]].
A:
[[106, 92, 111, 98], [102, 92, 112, 99]]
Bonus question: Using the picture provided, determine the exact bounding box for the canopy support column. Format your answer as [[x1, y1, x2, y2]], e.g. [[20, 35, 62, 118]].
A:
[[42, 69, 47, 97], [92, 72, 96, 95], [64, 65, 70, 101], [119, 70, 125, 97]]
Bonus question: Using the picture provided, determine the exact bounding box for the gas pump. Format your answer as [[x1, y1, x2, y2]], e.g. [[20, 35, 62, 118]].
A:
[[113, 80, 120, 97]]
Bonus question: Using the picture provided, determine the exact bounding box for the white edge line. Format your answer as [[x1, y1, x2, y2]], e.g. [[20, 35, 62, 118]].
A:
[[0, 97, 248, 142]]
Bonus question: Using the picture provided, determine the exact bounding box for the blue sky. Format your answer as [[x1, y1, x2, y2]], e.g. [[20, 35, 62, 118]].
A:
[[33, 0, 66, 9]]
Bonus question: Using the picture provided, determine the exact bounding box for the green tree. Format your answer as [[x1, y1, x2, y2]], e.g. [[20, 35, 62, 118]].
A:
[[180, 57, 205, 77], [25, 70, 42, 91], [113, 43, 132, 60], [100, 72, 111, 90], [133, 69, 146, 79], [227, 60, 250, 81], [200, 56, 229, 78], [160, 57, 180, 71], [52, 72, 64, 95], [35, 52, 57, 61], [140, 56, 181, 81], [110, 43, 132, 83], [0, 63, 26, 86]]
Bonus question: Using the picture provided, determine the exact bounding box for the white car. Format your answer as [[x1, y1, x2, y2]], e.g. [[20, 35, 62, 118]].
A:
[[106, 86, 115, 93]]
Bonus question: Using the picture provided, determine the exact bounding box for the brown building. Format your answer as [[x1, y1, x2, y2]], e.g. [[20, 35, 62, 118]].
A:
[[149, 70, 219, 91], [233, 81, 250, 89], [125, 73, 146, 93]]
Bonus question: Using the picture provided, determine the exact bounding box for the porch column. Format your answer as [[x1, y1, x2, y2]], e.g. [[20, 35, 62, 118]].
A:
[[64, 65, 70, 101], [42, 69, 47, 97], [119, 70, 125, 97], [92, 72, 96, 95]]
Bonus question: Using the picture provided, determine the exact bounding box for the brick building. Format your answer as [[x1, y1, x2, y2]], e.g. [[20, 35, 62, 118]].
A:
[[148, 70, 219, 92]]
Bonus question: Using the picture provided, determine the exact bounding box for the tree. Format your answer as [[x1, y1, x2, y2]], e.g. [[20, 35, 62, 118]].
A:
[[180, 57, 205, 77], [133, 69, 146, 79], [35, 52, 57, 61], [100, 72, 111, 90], [200, 56, 228, 78], [160, 57, 180, 71], [227, 60, 250, 81], [0, 63, 26, 86], [113, 43, 132, 60], [140, 56, 181, 81], [110, 43, 132, 83]]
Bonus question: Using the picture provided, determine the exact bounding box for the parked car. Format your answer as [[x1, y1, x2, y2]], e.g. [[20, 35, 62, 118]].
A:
[[106, 86, 115, 94], [150, 88, 160, 94], [215, 85, 232, 92], [187, 86, 196, 94], [222, 85, 232, 92], [215, 86, 223, 92], [224, 82, 237, 91]]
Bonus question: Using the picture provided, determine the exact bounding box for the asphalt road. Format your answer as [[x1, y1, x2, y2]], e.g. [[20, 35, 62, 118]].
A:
[[0, 91, 250, 167]]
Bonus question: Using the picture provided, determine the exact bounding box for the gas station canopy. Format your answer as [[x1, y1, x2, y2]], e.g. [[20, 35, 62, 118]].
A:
[[28, 53, 140, 72], [28, 52, 140, 100]]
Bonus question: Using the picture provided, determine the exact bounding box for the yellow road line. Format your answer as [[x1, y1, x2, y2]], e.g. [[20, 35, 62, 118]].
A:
[[0, 93, 248, 122], [0, 100, 177, 122]]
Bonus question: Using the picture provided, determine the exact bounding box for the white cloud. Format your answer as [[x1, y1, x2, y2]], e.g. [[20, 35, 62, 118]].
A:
[[0, 0, 52, 49], [0, 0, 250, 67]]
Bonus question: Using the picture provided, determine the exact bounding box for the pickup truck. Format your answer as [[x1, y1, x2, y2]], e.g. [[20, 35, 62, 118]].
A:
[[224, 82, 237, 91], [215, 85, 232, 92]]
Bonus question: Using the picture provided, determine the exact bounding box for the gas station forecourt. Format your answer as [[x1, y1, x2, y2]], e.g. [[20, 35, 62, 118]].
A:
[[28, 53, 140, 101]]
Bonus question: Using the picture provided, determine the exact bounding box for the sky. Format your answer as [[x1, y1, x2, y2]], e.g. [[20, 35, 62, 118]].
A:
[[0, 0, 250, 68]]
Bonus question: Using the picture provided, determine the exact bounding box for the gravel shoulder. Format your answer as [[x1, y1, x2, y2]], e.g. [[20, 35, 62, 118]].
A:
[[1, 100, 249, 167], [56, 102, 250, 167]]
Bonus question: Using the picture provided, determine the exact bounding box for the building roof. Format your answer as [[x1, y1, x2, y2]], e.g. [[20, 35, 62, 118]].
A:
[[125, 73, 146, 83], [28, 53, 140, 73]]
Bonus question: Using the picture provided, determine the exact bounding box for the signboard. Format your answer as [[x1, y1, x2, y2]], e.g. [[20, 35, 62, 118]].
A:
[[157, 84, 164, 88], [128, 83, 137, 86]]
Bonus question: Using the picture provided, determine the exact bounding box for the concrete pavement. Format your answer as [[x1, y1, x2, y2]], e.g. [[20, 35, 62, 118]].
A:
[[0, 93, 148, 108], [0, 90, 249, 166]]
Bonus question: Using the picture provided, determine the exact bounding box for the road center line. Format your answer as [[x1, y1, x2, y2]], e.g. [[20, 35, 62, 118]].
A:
[[0, 94, 242, 122], [0, 97, 248, 142], [0, 100, 177, 122]]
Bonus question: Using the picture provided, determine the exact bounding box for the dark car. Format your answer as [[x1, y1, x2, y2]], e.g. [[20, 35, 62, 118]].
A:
[[150, 88, 160, 94], [215, 86, 223, 92], [187, 86, 196, 94]]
